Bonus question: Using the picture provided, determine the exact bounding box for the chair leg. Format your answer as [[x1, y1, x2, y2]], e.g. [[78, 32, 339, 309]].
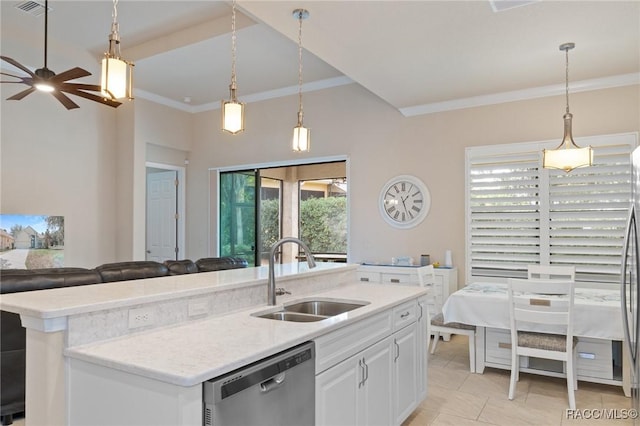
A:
[[566, 358, 576, 410], [508, 350, 518, 400], [430, 331, 440, 354], [468, 332, 476, 373]]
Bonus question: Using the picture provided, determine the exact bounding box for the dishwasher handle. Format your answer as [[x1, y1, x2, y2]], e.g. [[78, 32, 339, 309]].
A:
[[260, 372, 286, 393]]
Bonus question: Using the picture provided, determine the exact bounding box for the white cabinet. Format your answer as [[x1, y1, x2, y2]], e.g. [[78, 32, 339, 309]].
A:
[[357, 265, 457, 319], [392, 322, 417, 425], [315, 298, 425, 426], [416, 296, 428, 401], [316, 337, 393, 426]]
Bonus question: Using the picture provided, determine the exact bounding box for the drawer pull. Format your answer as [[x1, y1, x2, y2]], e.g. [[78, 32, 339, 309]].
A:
[[530, 298, 550, 306], [498, 342, 512, 350], [579, 352, 596, 360], [390, 278, 400, 283], [400, 312, 410, 319], [360, 277, 370, 282]]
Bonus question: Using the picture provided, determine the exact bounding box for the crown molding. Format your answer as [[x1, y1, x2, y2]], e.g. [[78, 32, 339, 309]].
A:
[[399, 73, 639, 117]]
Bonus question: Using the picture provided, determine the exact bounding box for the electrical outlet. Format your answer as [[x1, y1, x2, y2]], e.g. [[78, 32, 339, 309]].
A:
[[188, 299, 209, 317], [128, 307, 156, 329]]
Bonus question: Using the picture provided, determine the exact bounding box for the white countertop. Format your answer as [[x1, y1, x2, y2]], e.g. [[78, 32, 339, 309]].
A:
[[65, 283, 427, 387], [0, 262, 347, 319]]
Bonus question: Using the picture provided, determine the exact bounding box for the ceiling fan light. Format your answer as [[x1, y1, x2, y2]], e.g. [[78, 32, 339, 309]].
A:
[[101, 56, 128, 100], [34, 81, 55, 92], [222, 98, 245, 134]]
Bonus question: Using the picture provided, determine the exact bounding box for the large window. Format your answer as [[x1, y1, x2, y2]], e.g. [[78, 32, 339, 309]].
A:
[[466, 133, 637, 284]]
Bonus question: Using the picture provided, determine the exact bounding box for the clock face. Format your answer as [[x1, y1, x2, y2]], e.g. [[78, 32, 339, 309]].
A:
[[379, 175, 430, 229]]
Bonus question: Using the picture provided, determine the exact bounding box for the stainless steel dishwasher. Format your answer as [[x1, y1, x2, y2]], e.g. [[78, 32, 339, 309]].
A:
[[203, 341, 315, 426]]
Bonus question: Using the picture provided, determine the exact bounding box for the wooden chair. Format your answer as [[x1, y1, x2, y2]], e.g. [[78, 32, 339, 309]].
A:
[[527, 264, 575, 281], [507, 278, 577, 409]]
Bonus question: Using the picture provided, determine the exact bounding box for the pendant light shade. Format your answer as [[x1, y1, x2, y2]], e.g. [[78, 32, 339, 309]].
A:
[[292, 9, 310, 152], [542, 42, 593, 173], [101, 0, 134, 100], [222, 0, 245, 134]]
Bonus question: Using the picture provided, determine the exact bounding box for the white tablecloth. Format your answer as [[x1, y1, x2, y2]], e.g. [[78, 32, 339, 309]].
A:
[[442, 282, 623, 340]]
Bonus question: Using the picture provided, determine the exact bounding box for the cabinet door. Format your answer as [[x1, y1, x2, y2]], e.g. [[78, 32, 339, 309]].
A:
[[316, 355, 359, 426], [359, 337, 393, 426], [392, 323, 418, 425]]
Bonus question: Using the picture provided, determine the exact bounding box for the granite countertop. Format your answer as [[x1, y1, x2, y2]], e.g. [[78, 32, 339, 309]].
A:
[[65, 283, 428, 387]]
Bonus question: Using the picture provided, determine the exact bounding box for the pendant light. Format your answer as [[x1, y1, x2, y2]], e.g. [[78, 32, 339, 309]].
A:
[[292, 9, 310, 152], [221, 0, 245, 134], [542, 42, 593, 172], [101, 0, 134, 100]]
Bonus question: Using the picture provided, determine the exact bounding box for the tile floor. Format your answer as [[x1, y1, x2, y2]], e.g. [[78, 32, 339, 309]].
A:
[[404, 335, 635, 426], [8, 335, 634, 426]]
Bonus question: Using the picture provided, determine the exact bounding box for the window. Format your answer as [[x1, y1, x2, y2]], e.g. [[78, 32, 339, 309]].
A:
[[466, 133, 637, 284]]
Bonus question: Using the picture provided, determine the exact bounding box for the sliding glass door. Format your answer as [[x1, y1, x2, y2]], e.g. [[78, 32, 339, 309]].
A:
[[219, 170, 259, 266]]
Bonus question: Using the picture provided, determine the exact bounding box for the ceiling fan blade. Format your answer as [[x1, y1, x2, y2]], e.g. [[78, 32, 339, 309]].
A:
[[60, 86, 122, 108], [7, 87, 36, 101], [62, 83, 103, 92], [1, 56, 36, 77], [1, 71, 29, 80], [50, 67, 91, 83], [51, 90, 80, 110]]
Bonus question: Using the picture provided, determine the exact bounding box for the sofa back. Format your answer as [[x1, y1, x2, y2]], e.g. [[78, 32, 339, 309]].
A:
[[95, 261, 169, 283], [0, 268, 102, 294]]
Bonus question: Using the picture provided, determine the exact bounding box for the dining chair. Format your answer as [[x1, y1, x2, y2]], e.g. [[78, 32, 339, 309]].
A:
[[527, 264, 576, 281], [423, 265, 476, 372], [507, 278, 577, 409]]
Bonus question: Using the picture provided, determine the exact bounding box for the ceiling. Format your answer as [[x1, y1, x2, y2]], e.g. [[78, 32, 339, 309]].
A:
[[1, 0, 638, 115]]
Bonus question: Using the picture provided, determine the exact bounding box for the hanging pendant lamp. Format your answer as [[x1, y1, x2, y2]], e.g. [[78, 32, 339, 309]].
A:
[[292, 9, 310, 152], [222, 0, 245, 134], [101, 0, 134, 100], [542, 42, 593, 173]]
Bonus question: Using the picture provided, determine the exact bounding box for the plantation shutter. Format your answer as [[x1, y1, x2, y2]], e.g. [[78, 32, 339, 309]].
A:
[[466, 133, 637, 284], [548, 141, 633, 283]]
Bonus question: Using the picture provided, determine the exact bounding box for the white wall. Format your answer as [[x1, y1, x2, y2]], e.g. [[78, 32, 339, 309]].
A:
[[187, 83, 639, 286], [2, 77, 637, 283]]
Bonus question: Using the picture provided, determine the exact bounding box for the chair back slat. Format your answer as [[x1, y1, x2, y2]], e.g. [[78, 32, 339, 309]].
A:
[[508, 278, 574, 329], [527, 264, 576, 281]]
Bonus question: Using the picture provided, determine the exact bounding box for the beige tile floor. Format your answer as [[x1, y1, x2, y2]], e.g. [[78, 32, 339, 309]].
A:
[[8, 335, 633, 426], [404, 335, 635, 426]]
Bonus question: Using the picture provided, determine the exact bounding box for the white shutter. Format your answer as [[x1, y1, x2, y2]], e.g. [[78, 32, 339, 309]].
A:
[[468, 149, 541, 278], [467, 133, 637, 284], [548, 141, 633, 283]]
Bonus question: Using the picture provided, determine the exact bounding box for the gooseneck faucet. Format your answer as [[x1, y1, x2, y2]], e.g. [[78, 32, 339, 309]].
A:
[[268, 237, 317, 305]]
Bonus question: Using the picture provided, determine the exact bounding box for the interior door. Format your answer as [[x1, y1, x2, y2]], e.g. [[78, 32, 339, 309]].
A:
[[219, 170, 259, 266], [146, 170, 178, 262]]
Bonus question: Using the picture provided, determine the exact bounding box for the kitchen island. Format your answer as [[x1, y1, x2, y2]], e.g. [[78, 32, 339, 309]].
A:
[[0, 263, 428, 426]]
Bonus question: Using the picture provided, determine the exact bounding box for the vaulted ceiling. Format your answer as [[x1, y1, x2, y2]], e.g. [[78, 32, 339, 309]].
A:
[[1, 1, 638, 115]]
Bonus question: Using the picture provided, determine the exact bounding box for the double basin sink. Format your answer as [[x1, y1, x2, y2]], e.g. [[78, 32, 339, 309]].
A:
[[252, 299, 370, 322]]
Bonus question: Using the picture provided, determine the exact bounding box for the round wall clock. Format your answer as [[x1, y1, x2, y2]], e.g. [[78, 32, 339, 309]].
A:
[[379, 175, 431, 229]]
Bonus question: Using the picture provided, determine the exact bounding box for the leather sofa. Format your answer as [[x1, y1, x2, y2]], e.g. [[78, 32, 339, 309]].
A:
[[0, 256, 247, 426]]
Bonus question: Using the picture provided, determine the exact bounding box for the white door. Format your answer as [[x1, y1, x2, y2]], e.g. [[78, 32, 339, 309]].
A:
[[393, 323, 418, 425], [360, 337, 393, 426], [146, 170, 178, 262]]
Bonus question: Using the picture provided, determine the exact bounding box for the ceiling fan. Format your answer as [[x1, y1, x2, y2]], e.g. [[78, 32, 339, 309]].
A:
[[0, 0, 121, 109]]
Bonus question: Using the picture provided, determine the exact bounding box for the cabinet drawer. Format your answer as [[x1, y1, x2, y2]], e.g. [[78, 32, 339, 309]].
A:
[[315, 310, 393, 374], [576, 338, 613, 380], [381, 273, 418, 285], [485, 328, 512, 365], [357, 272, 381, 283], [393, 300, 417, 331]]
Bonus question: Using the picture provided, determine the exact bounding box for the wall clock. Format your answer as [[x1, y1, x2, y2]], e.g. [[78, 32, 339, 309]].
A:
[[379, 175, 431, 229]]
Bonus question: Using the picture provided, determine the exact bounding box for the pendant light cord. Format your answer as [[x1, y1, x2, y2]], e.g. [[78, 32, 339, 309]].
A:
[[564, 46, 570, 115], [109, 0, 121, 57], [297, 11, 304, 123], [230, 0, 237, 91]]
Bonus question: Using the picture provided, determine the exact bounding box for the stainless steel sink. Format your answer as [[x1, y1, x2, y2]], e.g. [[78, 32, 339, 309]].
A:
[[283, 300, 368, 316], [256, 311, 326, 322], [252, 299, 369, 322]]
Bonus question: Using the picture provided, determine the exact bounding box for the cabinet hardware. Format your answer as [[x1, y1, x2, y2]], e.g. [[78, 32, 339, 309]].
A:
[[579, 352, 596, 360], [400, 312, 410, 319], [358, 359, 365, 388], [362, 358, 369, 384], [417, 302, 423, 321], [394, 339, 400, 362], [360, 277, 370, 281], [390, 278, 400, 283], [498, 342, 512, 350]]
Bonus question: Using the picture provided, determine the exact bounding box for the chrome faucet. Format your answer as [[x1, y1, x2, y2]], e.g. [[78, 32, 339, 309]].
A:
[[268, 237, 317, 305]]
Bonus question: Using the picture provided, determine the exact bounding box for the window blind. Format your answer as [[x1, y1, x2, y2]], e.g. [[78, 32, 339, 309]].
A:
[[466, 133, 637, 284]]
